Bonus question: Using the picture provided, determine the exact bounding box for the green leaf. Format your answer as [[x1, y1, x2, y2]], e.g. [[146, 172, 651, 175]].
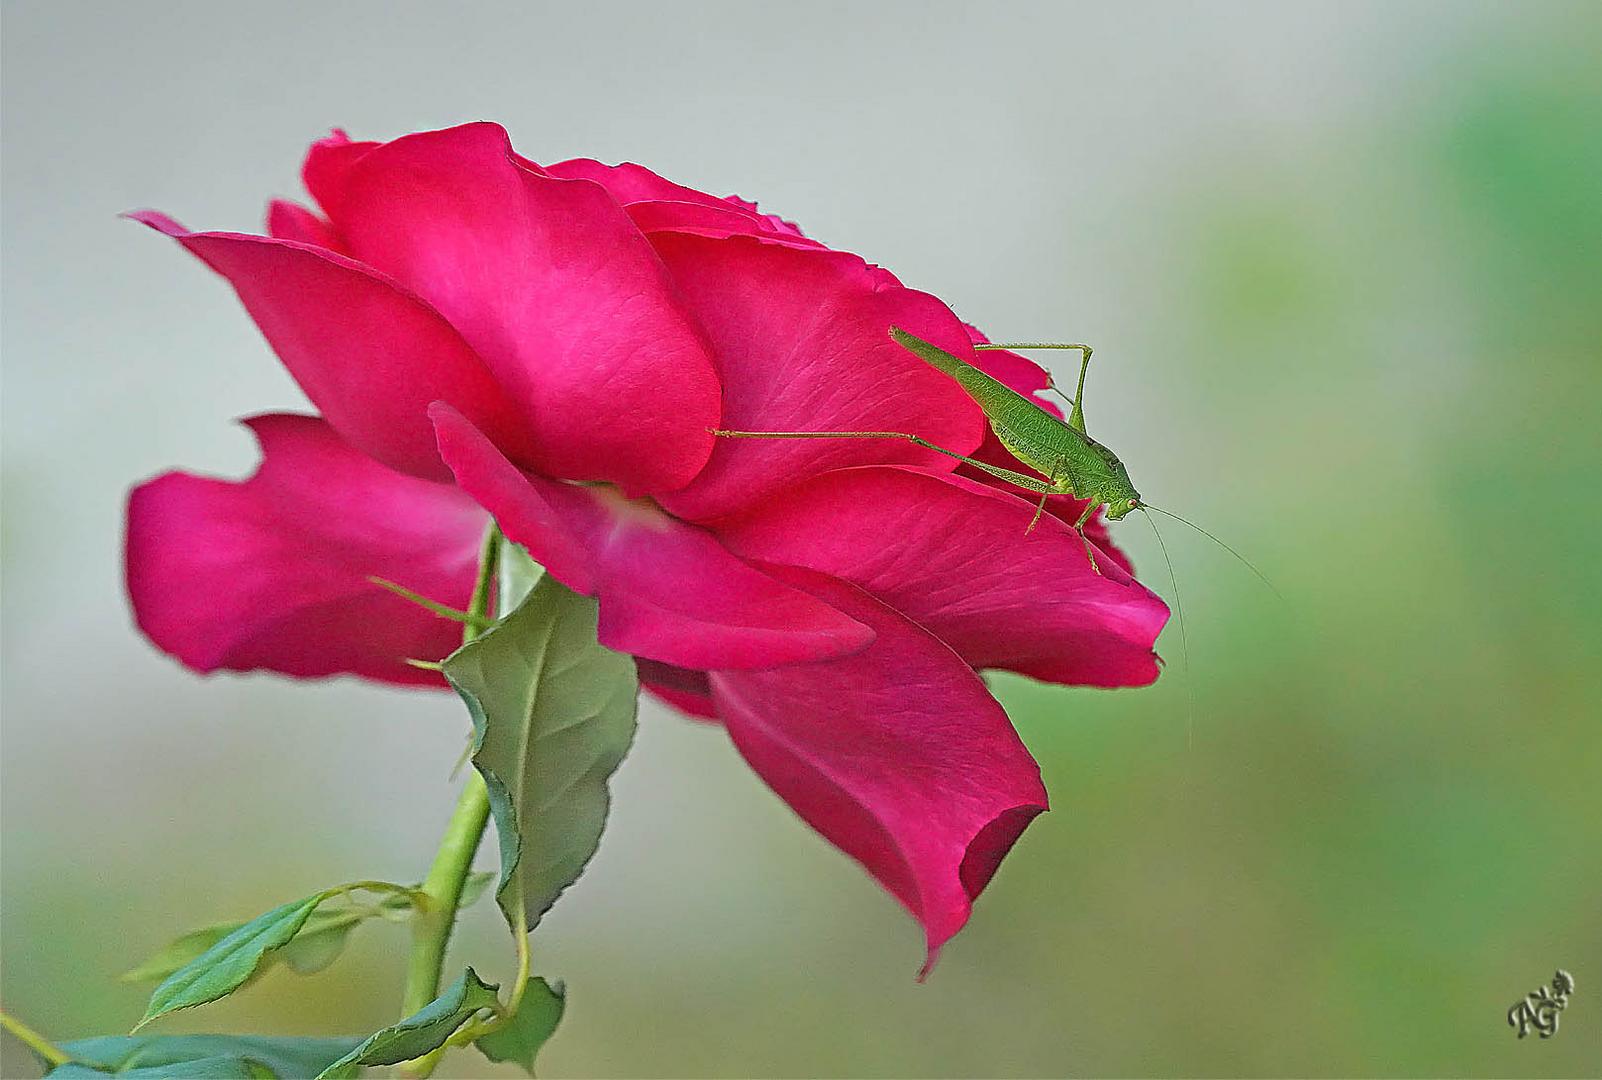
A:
[[50, 1035, 363, 1078], [274, 916, 358, 977], [273, 875, 489, 975], [497, 543, 545, 613], [444, 573, 638, 936], [138, 895, 328, 1027], [126, 910, 363, 985], [270, 887, 421, 976], [124, 880, 474, 985], [48, 1056, 269, 1078], [315, 968, 500, 1078], [120, 924, 238, 984], [475, 977, 565, 1076], [457, 869, 496, 909]]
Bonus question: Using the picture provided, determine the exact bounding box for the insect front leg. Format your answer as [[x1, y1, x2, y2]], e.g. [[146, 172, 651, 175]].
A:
[[1024, 459, 1067, 536], [1072, 497, 1104, 576]]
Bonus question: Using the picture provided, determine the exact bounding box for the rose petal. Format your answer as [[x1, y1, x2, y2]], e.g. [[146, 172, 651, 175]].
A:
[[651, 234, 987, 520], [711, 565, 1048, 971], [431, 404, 874, 670], [625, 199, 822, 249], [544, 160, 812, 244], [715, 466, 1168, 687], [334, 123, 720, 494], [301, 128, 378, 222], [545, 157, 737, 209], [636, 659, 717, 720], [126, 210, 534, 483], [126, 414, 486, 686], [721, 195, 808, 239], [265, 199, 342, 252]]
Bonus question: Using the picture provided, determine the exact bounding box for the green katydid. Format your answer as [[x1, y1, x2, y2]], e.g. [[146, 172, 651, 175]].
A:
[[716, 328, 1143, 573], [712, 325, 1276, 587], [713, 327, 1282, 742]]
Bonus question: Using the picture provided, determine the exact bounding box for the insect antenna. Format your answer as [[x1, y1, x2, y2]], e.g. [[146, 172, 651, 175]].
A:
[[1138, 503, 1281, 601], [1139, 508, 1194, 748], [973, 341, 1091, 351]]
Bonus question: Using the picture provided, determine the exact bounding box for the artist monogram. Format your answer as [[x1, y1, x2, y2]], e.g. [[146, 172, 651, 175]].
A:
[[1507, 969, 1575, 1039]]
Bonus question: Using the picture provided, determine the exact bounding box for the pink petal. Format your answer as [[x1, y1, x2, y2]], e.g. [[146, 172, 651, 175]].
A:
[[636, 659, 717, 720], [545, 160, 812, 244], [715, 466, 1168, 687], [650, 234, 988, 520], [431, 404, 874, 670], [126, 414, 487, 686], [625, 199, 822, 249], [721, 194, 809, 239], [544, 159, 814, 248], [333, 123, 720, 495], [301, 128, 378, 222], [265, 199, 342, 252], [126, 210, 534, 483], [710, 565, 1048, 971], [545, 157, 737, 209]]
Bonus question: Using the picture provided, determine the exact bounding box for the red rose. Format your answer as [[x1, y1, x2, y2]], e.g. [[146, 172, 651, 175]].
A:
[[127, 122, 1167, 971]]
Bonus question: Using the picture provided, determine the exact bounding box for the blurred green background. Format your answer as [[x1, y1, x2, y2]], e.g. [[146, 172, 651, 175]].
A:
[[3, 2, 1599, 1076]]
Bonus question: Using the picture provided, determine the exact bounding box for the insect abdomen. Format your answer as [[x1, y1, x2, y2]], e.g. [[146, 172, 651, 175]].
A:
[[890, 327, 1093, 482], [988, 402, 1071, 478]]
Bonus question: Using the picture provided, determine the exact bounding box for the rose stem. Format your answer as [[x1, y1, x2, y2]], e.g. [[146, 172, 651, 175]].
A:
[[399, 523, 502, 1065]]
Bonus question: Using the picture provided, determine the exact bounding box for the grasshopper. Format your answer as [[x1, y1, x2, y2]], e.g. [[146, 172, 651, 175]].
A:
[[714, 327, 1145, 574], [714, 329, 1277, 743]]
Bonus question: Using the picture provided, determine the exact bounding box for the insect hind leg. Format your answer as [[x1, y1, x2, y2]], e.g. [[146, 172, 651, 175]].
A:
[[710, 427, 967, 461], [974, 341, 1094, 432], [710, 427, 1056, 495]]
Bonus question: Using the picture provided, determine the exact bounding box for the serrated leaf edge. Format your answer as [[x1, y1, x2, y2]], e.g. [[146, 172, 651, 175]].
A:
[[313, 968, 501, 1078]]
